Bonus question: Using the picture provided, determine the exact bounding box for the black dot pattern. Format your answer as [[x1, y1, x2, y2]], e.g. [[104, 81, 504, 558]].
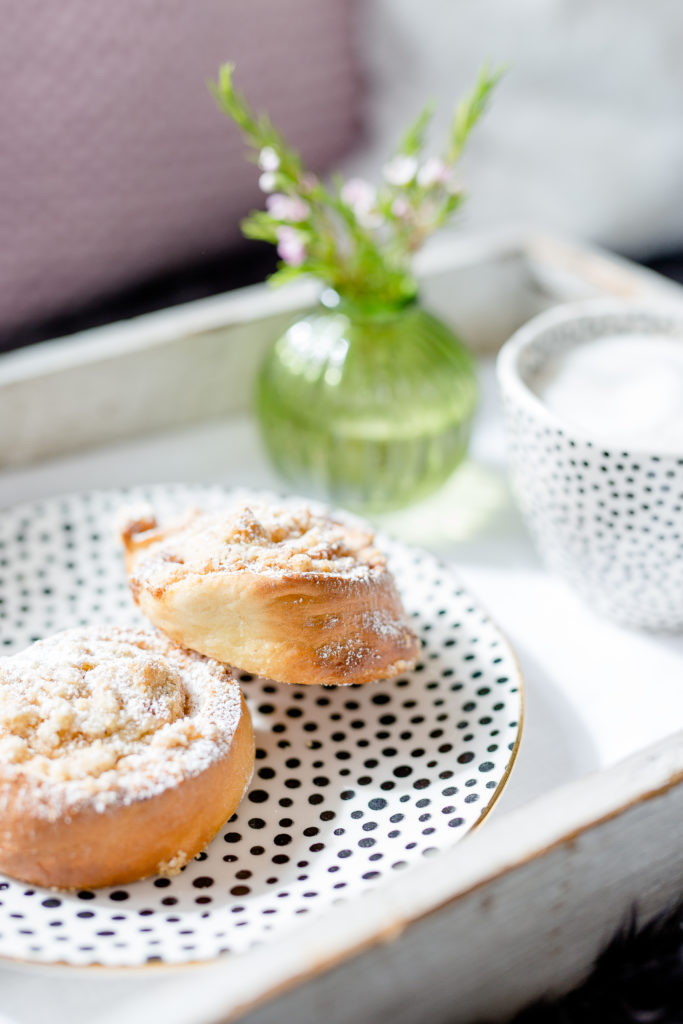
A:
[[503, 310, 683, 630], [0, 485, 522, 965]]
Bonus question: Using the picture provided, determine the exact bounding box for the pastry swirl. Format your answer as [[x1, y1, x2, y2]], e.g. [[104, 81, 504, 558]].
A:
[[121, 501, 420, 686]]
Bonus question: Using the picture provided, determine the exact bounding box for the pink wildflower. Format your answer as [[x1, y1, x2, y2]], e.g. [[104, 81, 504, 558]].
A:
[[391, 196, 411, 218], [259, 171, 277, 193], [258, 146, 280, 172], [266, 193, 310, 222], [341, 178, 382, 229], [417, 157, 450, 188], [341, 177, 376, 211], [276, 226, 306, 266], [382, 155, 418, 187]]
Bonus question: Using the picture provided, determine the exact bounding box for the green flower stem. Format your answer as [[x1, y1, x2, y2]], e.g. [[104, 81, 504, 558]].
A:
[[211, 60, 504, 305]]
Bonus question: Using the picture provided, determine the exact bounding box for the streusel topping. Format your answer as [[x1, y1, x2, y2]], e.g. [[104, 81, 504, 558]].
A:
[[128, 503, 386, 593], [0, 628, 242, 819]]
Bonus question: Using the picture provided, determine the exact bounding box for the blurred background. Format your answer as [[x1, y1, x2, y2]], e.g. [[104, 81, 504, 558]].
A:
[[2, 0, 683, 350]]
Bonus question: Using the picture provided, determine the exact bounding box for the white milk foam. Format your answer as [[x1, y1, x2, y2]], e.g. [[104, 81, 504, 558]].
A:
[[533, 334, 683, 453]]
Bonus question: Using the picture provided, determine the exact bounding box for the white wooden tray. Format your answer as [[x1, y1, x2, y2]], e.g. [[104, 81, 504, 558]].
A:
[[0, 226, 681, 1024]]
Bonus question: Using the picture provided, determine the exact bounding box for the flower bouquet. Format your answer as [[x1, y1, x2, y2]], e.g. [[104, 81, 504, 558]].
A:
[[212, 63, 501, 513]]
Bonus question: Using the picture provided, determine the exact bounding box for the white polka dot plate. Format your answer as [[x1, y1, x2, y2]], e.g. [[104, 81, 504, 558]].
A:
[[0, 485, 523, 966]]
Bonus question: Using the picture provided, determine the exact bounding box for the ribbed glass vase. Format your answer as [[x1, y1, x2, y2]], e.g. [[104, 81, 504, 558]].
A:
[[256, 290, 478, 514]]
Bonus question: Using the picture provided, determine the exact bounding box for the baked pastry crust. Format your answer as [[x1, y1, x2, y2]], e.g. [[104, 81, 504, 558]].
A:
[[120, 501, 420, 686], [0, 627, 254, 889]]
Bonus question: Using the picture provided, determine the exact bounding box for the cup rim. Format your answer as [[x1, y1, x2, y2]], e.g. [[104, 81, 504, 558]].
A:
[[496, 297, 683, 461]]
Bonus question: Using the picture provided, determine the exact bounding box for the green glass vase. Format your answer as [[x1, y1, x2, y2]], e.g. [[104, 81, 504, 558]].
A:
[[256, 290, 478, 514]]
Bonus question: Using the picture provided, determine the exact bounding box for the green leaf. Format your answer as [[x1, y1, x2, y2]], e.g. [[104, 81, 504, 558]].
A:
[[240, 212, 279, 243], [447, 63, 505, 164], [210, 62, 304, 178], [268, 263, 308, 287], [443, 191, 466, 215], [398, 101, 435, 157]]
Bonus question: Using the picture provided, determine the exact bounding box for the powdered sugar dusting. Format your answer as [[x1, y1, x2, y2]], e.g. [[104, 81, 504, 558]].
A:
[[0, 628, 243, 821], [315, 609, 413, 673], [126, 502, 386, 595]]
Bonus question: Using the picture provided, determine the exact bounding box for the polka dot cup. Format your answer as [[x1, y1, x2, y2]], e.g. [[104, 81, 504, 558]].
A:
[[497, 301, 683, 631]]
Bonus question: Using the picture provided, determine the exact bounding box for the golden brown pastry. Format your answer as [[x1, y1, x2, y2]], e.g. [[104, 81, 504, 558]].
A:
[[120, 501, 420, 686], [0, 627, 254, 888]]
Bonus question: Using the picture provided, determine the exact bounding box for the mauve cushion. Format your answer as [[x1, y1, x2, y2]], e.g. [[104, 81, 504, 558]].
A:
[[0, 0, 361, 332]]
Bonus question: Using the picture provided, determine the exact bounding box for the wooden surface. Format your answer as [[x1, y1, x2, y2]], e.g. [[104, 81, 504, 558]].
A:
[[0, 385, 680, 1024], [0, 228, 681, 1024]]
